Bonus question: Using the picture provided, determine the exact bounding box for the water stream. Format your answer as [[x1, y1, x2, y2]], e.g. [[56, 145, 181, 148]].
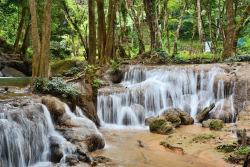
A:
[[97, 66, 236, 125]]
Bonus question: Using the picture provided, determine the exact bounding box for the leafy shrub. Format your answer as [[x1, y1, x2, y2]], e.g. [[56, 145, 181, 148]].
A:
[[225, 54, 250, 62], [64, 67, 81, 76], [156, 49, 169, 59], [174, 56, 190, 63], [91, 77, 103, 87], [110, 59, 122, 73], [33, 77, 82, 97], [225, 57, 240, 63]]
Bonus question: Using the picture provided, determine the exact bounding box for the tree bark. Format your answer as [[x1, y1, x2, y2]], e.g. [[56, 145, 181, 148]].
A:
[[165, 0, 170, 53], [222, 0, 235, 60], [125, 0, 145, 54], [88, 0, 96, 65], [197, 0, 203, 53], [172, 0, 187, 57], [72, 34, 76, 56], [14, 0, 26, 53], [190, 10, 197, 55], [20, 18, 31, 60], [29, 0, 41, 79], [39, 0, 52, 78], [143, 0, 156, 51], [97, 0, 107, 65], [231, 2, 250, 57]]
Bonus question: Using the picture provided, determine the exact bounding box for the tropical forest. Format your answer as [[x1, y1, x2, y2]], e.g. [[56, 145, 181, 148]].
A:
[[1, 0, 250, 166]]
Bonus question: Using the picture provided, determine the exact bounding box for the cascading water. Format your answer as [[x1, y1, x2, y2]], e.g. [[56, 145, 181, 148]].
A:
[[0, 101, 88, 167], [97, 66, 236, 126]]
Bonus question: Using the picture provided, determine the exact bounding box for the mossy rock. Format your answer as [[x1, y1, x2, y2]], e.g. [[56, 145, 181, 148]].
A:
[[210, 119, 225, 130], [51, 60, 76, 76], [161, 109, 181, 128], [149, 116, 175, 134]]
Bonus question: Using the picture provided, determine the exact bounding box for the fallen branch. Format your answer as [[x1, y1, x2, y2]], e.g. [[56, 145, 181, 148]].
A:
[[65, 70, 86, 83]]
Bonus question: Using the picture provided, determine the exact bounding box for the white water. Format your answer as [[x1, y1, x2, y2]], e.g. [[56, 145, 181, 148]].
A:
[[97, 66, 236, 126]]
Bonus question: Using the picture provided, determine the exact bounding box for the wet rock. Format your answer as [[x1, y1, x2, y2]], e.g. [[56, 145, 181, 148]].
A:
[[196, 103, 215, 122], [178, 109, 194, 125], [161, 109, 181, 128], [1, 67, 26, 77], [76, 83, 100, 126], [78, 155, 87, 161], [213, 74, 235, 99], [202, 119, 212, 128], [149, 116, 175, 135], [42, 95, 66, 123], [212, 100, 236, 123], [109, 69, 124, 83], [66, 155, 78, 163], [0, 57, 6, 71], [210, 119, 225, 130], [130, 104, 144, 123], [49, 136, 64, 163], [93, 156, 111, 163], [145, 116, 155, 126]]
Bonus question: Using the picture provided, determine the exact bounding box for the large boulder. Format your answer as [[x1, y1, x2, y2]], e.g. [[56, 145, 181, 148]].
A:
[[202, 119, 212, 128], [210, 119, 225, 130], [51, 60, 76, 76], [161, 108, 194, 127], [7, 60, 32, 76], [161, 109, 181, 127], [49, 136, 64, 163], [149, 116, 175, 135], [196, 103, 215, 122], [109, 69, 124, 83], [1, 67, 26, 77], [212, 100, 236, 123]]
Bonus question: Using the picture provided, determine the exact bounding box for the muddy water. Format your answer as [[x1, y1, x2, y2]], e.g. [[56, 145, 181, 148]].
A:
[[0, 77, 30, 87], [91, 125, 237, 167]]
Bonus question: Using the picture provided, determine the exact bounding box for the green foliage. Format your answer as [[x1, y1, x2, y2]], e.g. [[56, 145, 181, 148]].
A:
[[65, 67, 81, 76], [86, 65, 98, 74], [225, 54, 250, 62], [173, 56, 190, 64], [33, 77, 82, 97], [110, 59, 122, 73], [156, 49, 169, 59], [91, 76, 103, 88], [215, 145, 235, 153], [235, 146, 250, 155]]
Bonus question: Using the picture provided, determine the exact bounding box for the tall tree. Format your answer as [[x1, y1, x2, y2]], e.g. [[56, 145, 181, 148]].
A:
[[125, 0, 145, 54], [97, 0, 106, 64], [231, 3, 250, 57], [222, 0, 235, 59], [143, 0, 156, 51], [29, 0, 52, 79], [88, 0, 96, 65], [14, 0, 26, 53], [197, 0, 203, 53], [172, 0, 188, 56]]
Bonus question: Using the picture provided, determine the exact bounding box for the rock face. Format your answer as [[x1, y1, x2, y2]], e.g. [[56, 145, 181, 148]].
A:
[[212, 100, 236, 123], [149, 116, 175, 134], [145, 116, 155, 126], [76, 82, 100, 126], [161, 108, 194, 126], [209, 119, 225, 130], [42, 95, 105, 152], [51, 60, 76, 76], [1, 67, 26, 77], [213, 73, 235, 99], [196, 103, 215, 122], [7, 60, 32, 76]]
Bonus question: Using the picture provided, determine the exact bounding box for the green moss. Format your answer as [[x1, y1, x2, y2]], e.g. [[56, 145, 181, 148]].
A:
[[210, 119, 225, 130], [149, 116, 174, 134], [51, 60, 76, 75]]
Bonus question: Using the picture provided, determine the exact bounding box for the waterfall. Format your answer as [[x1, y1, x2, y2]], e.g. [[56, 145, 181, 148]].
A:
[[97, 66, 236, 126]]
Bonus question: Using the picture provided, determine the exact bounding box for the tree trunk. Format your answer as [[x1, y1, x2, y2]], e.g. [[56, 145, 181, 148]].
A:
[[97, 0, 107, 65], [197, 0, 203, 53], [143, 0, 156, 51], [104, 0, 117, 64], [165, 0, 170, 53], [76, 35, 80, 56], [88, 0, 96, 65], [20, 18, 31, 60], [125, 0, 145, 54], [190, 10, 197, 55], [231, 2, 250, 57], [72, 34, 75, 56], [39, 0, 52, 78], [222, 0, 235, 60], [14, 0, 26, 53], [172, 0, 187, 57], [29, 0, 41, 79]]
